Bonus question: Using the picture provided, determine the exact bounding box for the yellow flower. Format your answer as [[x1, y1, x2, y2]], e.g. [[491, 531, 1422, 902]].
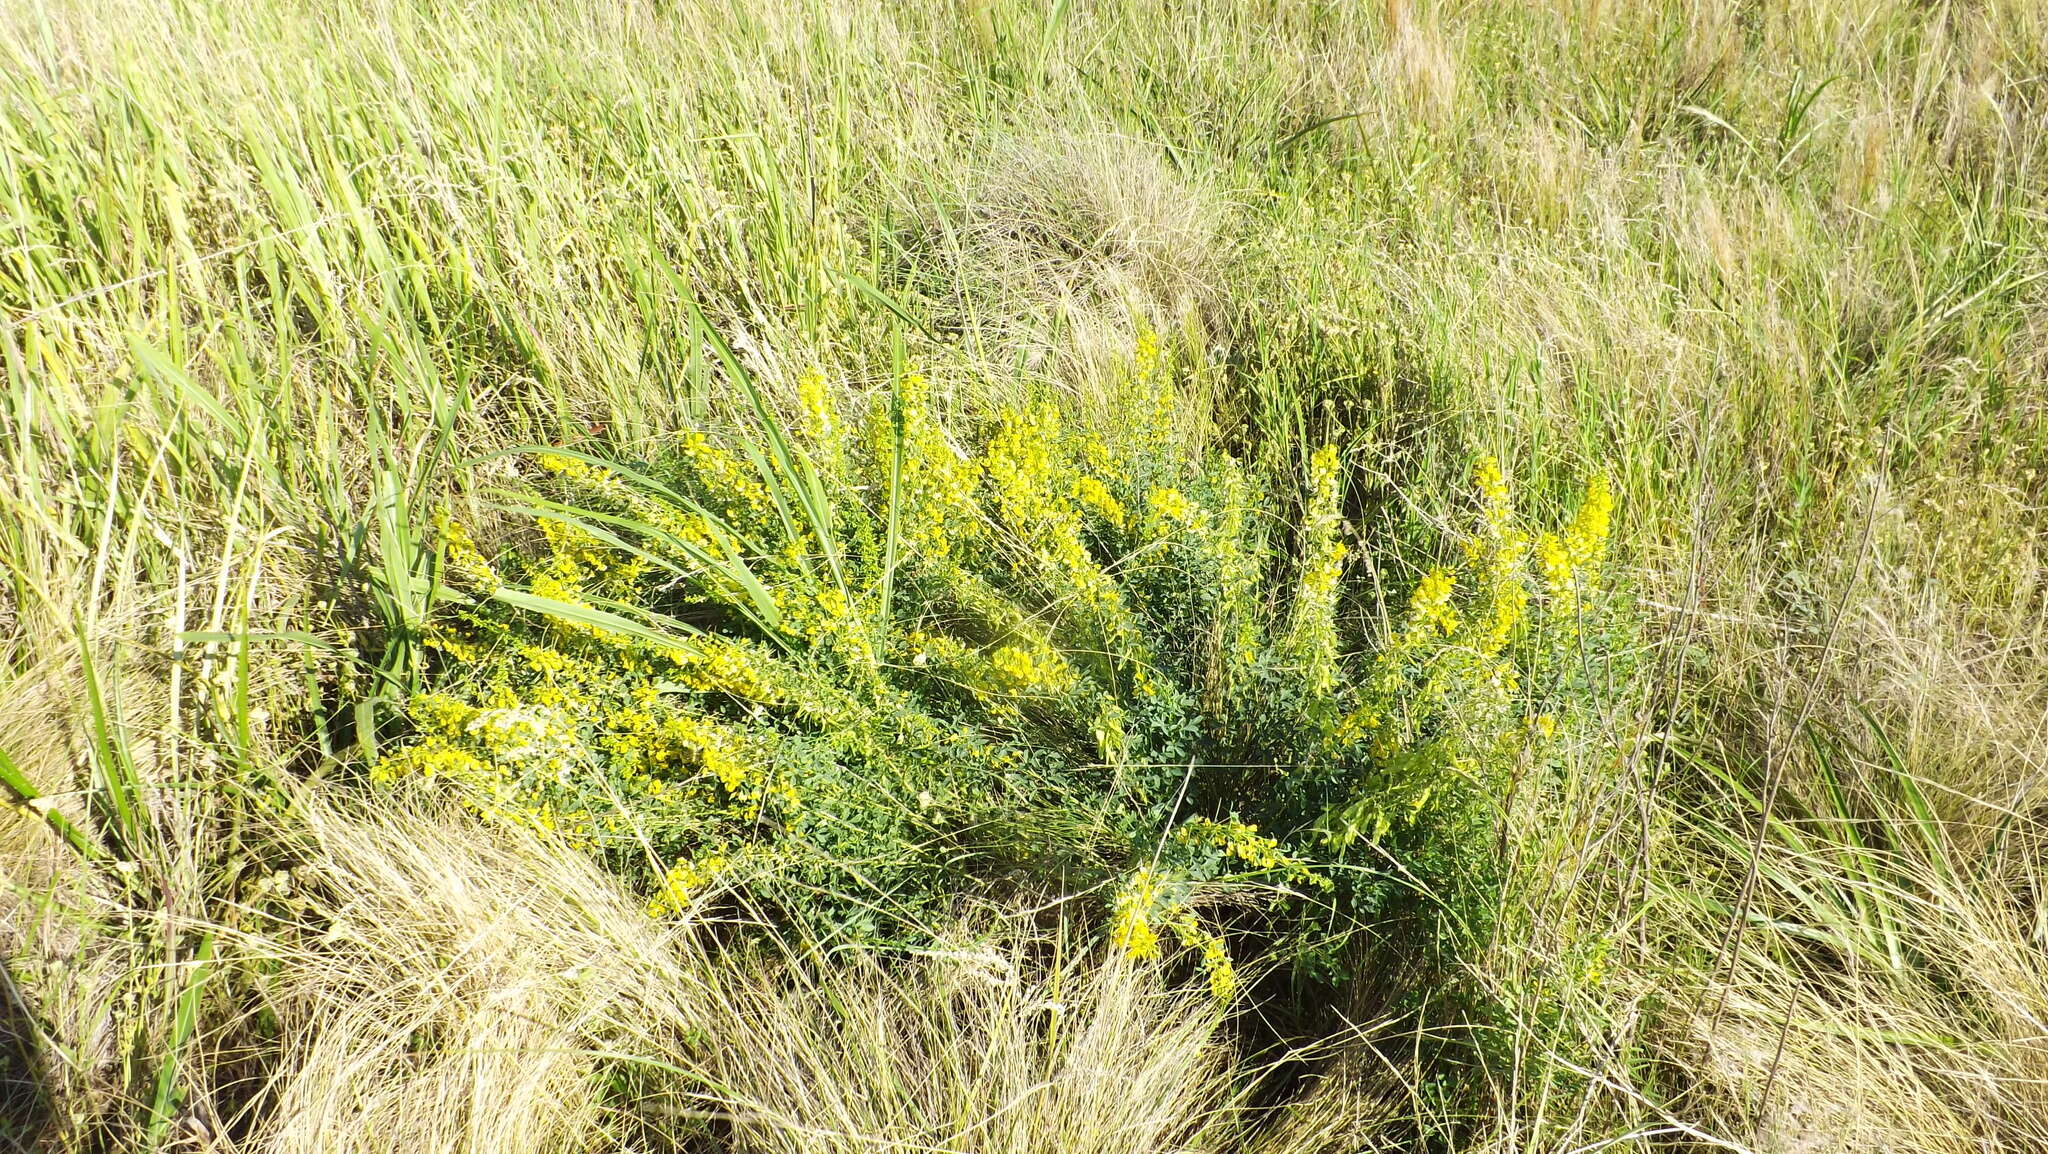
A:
[[436, 511, 501, 590], [368, 740, 491, 786], [1564, 473, 1613, 568], [1123, 327, 1177, 453], [518, 644, 573, 677], [989, 643, 1032, 684], [537, 516, 611, 581], [796, 366, 834, 441], [1110, 866, 1164, 960], [878, 370, 981, 565], [985, 403, 1064, 531], [982, 401, 1149, 666], [646, 854, 729, 918], [1466, 459, 1532, 656], [678, 430, 772, 521], [1165, 910, 1238, 1002], [1133, 326, 1161, 376], [1537, 531, 1572, 596], [1411, 567, 1460, 637], [667, 714, 752, 793], [1172, 818, 1327, 888], [1146, 486, 1198, 530], [1333, 705, 1380, 746], [425, 626, 484, 665], [1473, 454, 1510, 514], [1072, 475, 1127, 528], [672, 638, 775, 701], [1205, 464, 1262, 675], [464, 703, 583, 771], [1285, 444, 1348, 695]]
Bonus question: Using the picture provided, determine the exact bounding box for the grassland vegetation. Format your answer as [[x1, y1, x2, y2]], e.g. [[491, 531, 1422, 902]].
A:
[[2, 0, 2045, 1150]]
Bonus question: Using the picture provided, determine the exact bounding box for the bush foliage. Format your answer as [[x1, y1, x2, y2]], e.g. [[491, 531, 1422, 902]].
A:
[[379, 328, 1618, 994]]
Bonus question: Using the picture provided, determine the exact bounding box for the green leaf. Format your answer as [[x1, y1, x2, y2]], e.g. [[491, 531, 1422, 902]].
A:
[[0, 742, 102, 862], [488, 586, 709, 655]]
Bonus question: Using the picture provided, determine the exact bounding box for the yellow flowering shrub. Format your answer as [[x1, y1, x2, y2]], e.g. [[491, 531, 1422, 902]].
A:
[[1317, 457, 1616, 884], [383, 333, 1619, 997]]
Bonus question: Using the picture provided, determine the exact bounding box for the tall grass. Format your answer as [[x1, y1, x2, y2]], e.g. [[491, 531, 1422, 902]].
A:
[[3, 0, 2044, 1149]]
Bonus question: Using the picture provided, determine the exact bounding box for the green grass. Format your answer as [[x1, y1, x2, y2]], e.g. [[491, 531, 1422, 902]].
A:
[[2, 0, 2046, 1150]]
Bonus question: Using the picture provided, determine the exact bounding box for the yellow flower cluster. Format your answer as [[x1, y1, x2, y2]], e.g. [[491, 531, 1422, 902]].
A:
[[1409, 568, 1461, 639], [518, 642, 574, 678], [983, 401, 1149, 672], [368, 741, 490, 787], [1121, 326, 1178, 459], [383, 538, 800, 837], [1171, 817, 1329, 888], [424, 623, 486, 665], [436, 511, 502, 591], [1206, 466, 1264, 677], [541, 452, 728, 575], [1108, 865, 1241, 1001], [1079, 436, 1125, 485], [796, 366, 834, 442], [879, 371, 981, 565], [1566, 474, 1614, 564], [989, 640, 1078, 695], [1468, 456, 1530, 657], [1110, 865, 1165, 960], [1133, 327, 1161, 377], [604, 704, 756, 795], [903, 627, 974, 671], [1536, 472, 1614, 623], [646, 853, 729, 918], [537, 516, 617, 583], [1332, 703, 1380, 747], [532, 456, 736, 615], [557, 434, 848, 663], [1163, 910, 1238, 1002], [782, 584, 876, 667], [1091, 697, 1129, 766], [985, 403, 1069, 537], [1071, 475, 1128, 528], [1145, 486, 1199, 533], [465, 702, 585, 772], [537, 451, 635, 504], [1284, 444, 1348, 697], [370, 693, 596, 836], [1329, 457, 1616, 845], [677, 431, 773, 525], [670, 637, 777, 701]]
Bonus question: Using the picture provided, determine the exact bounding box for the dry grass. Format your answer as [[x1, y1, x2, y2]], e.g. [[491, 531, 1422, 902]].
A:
[[12, 786, 1275, 1153]]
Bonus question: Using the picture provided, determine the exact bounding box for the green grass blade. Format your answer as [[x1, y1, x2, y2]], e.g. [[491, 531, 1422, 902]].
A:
[[487, 586, 708, 654], [0, 741, 102, 861], [75, 624, 152, 867], [143, 931, 214, 1151]]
